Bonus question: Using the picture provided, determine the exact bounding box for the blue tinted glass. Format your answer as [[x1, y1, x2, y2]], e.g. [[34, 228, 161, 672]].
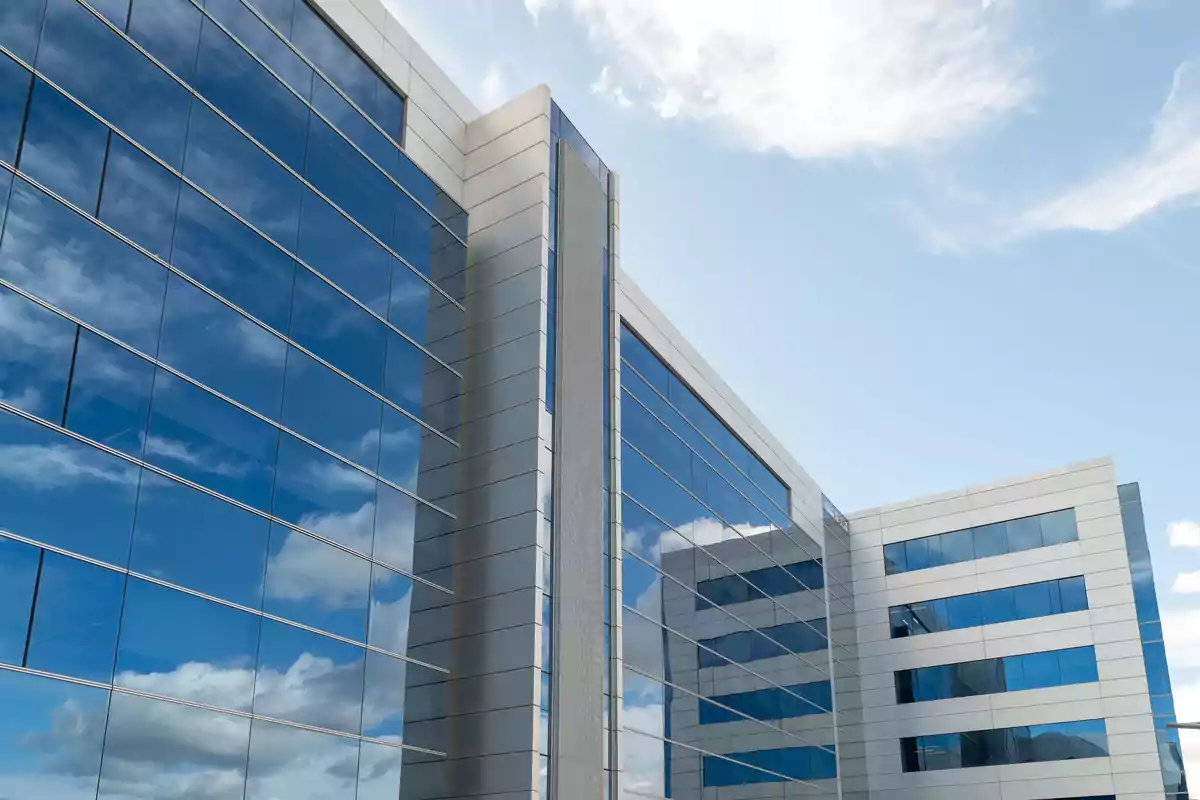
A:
[[170, 186, 297, 333], [361, 649, 408, 741], [97, 691, 250, 798], [204, 0, 311, 98], [0, 179, 169, 355], [304, 115, 393, 243], [271, 432, 377, 552], [144, 370, 279, 509], [182, 103, 302, 250], [0, 668, 109, 800], [297, 191, 391, 317], [357, 740, 402, 800], [244, 716, 360, 800], [377, 405, 421, 494], [280, 345, 382, 470], [0, 536, 39, 665], [1059, 576, 1089, 612], [0, 54, 32, 165], [905, 537, 931, 571], [128, 472, 270, 608], [245, 0, 294, 38], [367, 562, 414, 655], [114, 577, 261, 710], [64, 331, 154, 457], [1040, 508, 1077, 545], [972, 522, 1009, 559], [289, 265, 387, 391], [263, 522, 370, 641], [916, 665, 952, 701], [1020, 650, 1061, 689], [18, 79, 108, 210], [312, 76, 396, 173], [1007, 516, 1043, 552], [883, 542, 906, 574], [0, 284, 76, 420], [1004, 652, 1028, 691], [1143, 641, 1172, 694], [393, 192, 434, 278], [372, 482, 422, 573], [981, 587, 1017, 625], [158, 274, 288, 419], [940, 529, 975, 565], [89, 0, 129, 28], [1059, 646, 1099, 684], [193, 16, 309, 172], [0, 411, 140, 564], [1013, 581, 1054, 620], [290, 1, 376, 117], [0, 0, 48, 65], [96, 137, 181, 260], [946, 592, 983, 630], [374, 80, 404, 141], [622, 391, 692, 482], [621, 325, 671, 395], [26, 552, 124, 681], [388, 259, 436, 346], [126, 0, 202, 83], [37, 0, 192, 168], [253, 618, 365, 733], [910, 599, 947, 634]]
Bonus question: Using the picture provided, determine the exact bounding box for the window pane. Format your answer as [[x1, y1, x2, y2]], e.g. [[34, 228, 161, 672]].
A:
[[144, 370, 279, 509], [271, 432, 378, 552], [290, 2, 375, 118], [945, 592, 983, 630], [89, 0, 128, 28], [0, 410, 140, 564], [312, 75, 396, 174], [63, 330, 155, 458], [0, 178, 168, 355], [393, 192, 435, 279], [97, 691, 250, 800], [97, 136, 182, 260], [972, 522, 1009, 559], [297, 191, 391, 317], [0, 283, 76, 420], [126, 0, 202, 84], [378, 405, 422, 495], [1040, 508, 1077, 545], [289, 265, 387, 392], [1059, 576, 1088, 612], [241, 0, 295, 40], [158, 273, 288, 419], [280, 345, 382, 471], [129, 472, 270, 609], [304, 115, 393, 244], [26, 552, 125, 682], [1020, 650, 1061, 689], [18, 79, 108, 211], [182, 103, 302, 251], [372, 482, 420, 573], [1059, 646, 1099, 684], [203, 0, 312, 98], [940, 529, 975, 565], [361, 649, 408, 741], [0, 0, 48, 65], [245, 717, 361, 800], [1013, 580, 1054, 620], [386, 339, 461, 435], [172, 187, 296, 334], [193, 15, 309, 171], [0, 53, 32, 165], [1006, 516, 1043, 553], [367, 562, 413, 655], [0, 536, 39, 665], [904, 537, 931, 571], [114, 577, 261, 710], [979, 587, 1016, 625], [263, 522, 370, 641], [356, 740, 402, 800], [955, 658, 1005, 697], [1004, 651, 1028, 691], [37, 0, 192, 168], [883, 542, 905, 574], [253, 619, 365, 734], [0, 668, 109, 800]]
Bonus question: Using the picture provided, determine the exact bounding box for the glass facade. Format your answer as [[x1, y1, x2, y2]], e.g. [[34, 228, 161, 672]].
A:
[[894, 646, 1099, 703], [889, 575, 1089, 638], [883, 507, 1078, 575], [900, 719, 1109, 772], [1119, 483, 1189, 798], [617, 323, 842, 797], [0, 1, 463, 797]]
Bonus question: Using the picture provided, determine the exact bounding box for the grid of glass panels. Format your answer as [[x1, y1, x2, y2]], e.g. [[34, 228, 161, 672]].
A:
[[900, 719, 1108, 772], [883, 508, 1078, 575], [889, 576, 1088, 638], [0, 1, 463, 796], [617, 324, 837, 796], [894, 646, 1098, 704], [1118, 483, 1189, 798]]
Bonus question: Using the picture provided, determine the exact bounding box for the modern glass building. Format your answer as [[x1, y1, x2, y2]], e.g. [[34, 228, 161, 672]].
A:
[[0, 1, 1189, 799]]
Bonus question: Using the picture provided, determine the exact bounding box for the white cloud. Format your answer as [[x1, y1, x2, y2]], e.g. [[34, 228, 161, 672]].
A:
[[524, 0, 552, 24], [1173, 570, 1200, 594], [0, 442, 140, 489], [265, 525, 372, 609], [1162, 608, 1200, 669], [143, 435, 252, 480], [1020, 60, 1200, 233], [590, 65, 632, 109], [480, 64, 508, 110], [563, 0, 1029, 158], [1169, 520, 1200, 548]]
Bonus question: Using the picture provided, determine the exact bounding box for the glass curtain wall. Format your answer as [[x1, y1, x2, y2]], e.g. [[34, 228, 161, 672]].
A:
[[0, 1, 465, 798]]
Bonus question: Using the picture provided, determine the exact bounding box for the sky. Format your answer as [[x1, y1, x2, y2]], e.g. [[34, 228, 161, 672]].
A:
[[386, 0, 1200, 780]]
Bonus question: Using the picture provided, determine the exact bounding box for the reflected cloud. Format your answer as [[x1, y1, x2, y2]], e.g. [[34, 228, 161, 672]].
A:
[[265, 526, 372, 610], [143, 434, 253, 479], [0, 441, 141, 489]]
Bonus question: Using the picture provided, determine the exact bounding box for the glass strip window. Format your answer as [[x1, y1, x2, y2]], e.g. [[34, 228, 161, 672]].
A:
[[883, 508, 1078, 575], [889, 576, 1088, 638], [895, 646, 1098, 703], [900, 719, 1108, 772]]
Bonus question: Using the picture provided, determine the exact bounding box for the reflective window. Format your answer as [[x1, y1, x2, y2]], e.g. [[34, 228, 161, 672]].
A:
[[305, 114, 393, 244], [18, 78, 108, 211], [698, 618, 827, 666], [297, 190, 391, 317], [89, 0, 129, 29], [0, 536, 39, 665], [356, 741, 403, 800], [170, 185, 297, 334], [271, 432, 378, 552], [289, 265, 387, 392], [126, 0, 203, 84], [37, 0, 193, 169], [144, 369, 279, 510], [97, 691, 251, 800], [97, 136, 181, 260], [368, 562, 414, 655], [0, 0, 49, 66], [128, 472, 271, 609], [886, 508, 1079, 575], [244, 717, 362, 800], [891, 576, 1088, 638], [114, 577, 261, 711], [0, 668, 109, 800], [377, 404, 421, 494], [0, 283, 76, 421], [182, 103, 302, 251], [25, 552, 125, 682], [0, 178, 169, 355], [193, 14, 309, 172], [63, 330, 155, 458], [203, 0, 313, 98], [280, 345, 382, 471], [0, 54, 32, 166], [695, 558, 823, 608], [361, 649, 408, 740], [371, 482, 420, 573], [393, 192, 435, 279], [700, 680, 832, 724], [703, 746, 838, 786], [312, 75, 396, 174], [253, 618, 365, 734], [384, 335, 460, 434], [158, 273, 288, 419], [0, 410, 140, 565], [263, 522, 370, 641], [897, 647, 1099, 703], [902, 719, 1108, 772]]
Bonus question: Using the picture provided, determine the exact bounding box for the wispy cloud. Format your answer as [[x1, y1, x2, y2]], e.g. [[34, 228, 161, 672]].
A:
[[1169, 520, 1200, 548], [524, 0, 552, 24], [480, 64, 508, 110], [1173, 570, 1200, 594], [590, 65, 632, 109], [1019, 60, 1200, 234], [559, 0, 1029, 159]]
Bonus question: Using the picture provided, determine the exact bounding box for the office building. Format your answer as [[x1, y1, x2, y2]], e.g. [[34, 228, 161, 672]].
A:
[[0, 1, 1188, 799]]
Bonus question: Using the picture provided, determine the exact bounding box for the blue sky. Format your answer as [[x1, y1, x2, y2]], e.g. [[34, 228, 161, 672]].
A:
[[389, 0, 1200, 770]]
